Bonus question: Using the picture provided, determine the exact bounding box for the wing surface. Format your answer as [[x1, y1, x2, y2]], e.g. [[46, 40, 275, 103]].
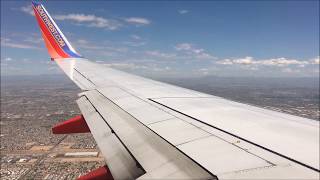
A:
[[32, 2, 320, 179]]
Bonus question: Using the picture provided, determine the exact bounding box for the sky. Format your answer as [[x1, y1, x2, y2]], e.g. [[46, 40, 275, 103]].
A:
[[1, 0, 319, 78]]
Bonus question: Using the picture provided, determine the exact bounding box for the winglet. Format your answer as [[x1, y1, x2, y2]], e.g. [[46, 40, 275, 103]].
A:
[[32, 1, 82, 59]]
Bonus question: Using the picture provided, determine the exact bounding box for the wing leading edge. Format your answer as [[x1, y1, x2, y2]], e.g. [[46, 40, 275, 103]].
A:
[[32, 2, 320, 179]]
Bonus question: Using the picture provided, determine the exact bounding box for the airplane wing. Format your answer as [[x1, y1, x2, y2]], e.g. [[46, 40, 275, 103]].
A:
[[32, 2, 320, 179]]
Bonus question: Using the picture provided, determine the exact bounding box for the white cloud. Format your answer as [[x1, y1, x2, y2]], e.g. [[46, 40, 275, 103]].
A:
[[145, 51, 176, 59], [54, 14, 122, 30], [217, 57, 310, 66], [54, 14, 151, 29], [175, 43, 192, 51], [17, 5, 151, 30], [5, 43, 39, 49], [217, 57, 255, 65], [75, 39, 104, 50], [4, 57, 12, 62], [121, 35, 146, 47], [175, 43, 215, 59], [216, 59, 233, 65], [122, 41, 146, 47], [19, 5, 34, 16], [130, 35, 141, 40], [152, 66, 172, 72], [259, 58, 308, 66], [125, 17, 151, 25], [103, 63, 147, 70], [73, 38, 130, 58], [23, 36, 43, 44], [178, 10, 189, 14], [195, 52, 215, 59], [233, 56, 254, 65], [77, 39, 89, 44], [310, 56, 320, 64], [1, 38, 40, 49]]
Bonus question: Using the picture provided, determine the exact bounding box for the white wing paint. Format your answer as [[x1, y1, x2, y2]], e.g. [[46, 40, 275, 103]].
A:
[[31, 2, 320, 179]]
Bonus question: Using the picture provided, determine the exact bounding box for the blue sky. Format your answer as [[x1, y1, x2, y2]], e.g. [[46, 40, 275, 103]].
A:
[[1, 0, 319, 77]]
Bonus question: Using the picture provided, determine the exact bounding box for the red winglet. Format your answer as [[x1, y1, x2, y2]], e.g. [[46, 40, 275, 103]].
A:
[[31, 1, 82, 59], [52, 115, 90, 134], [78, 165, 114, 180]]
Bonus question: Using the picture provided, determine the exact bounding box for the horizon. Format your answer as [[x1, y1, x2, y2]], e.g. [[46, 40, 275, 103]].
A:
[[2, 73, 319, 88], [2, 71, 319, 121]]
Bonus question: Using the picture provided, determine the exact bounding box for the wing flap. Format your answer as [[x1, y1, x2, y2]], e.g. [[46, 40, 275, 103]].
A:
[[76, 96, 144, 179], [80, 89, 215, 179], [92, 88, 272, 174]]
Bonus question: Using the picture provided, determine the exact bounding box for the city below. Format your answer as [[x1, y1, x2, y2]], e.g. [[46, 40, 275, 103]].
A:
[[1, 74, 319, 179]]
